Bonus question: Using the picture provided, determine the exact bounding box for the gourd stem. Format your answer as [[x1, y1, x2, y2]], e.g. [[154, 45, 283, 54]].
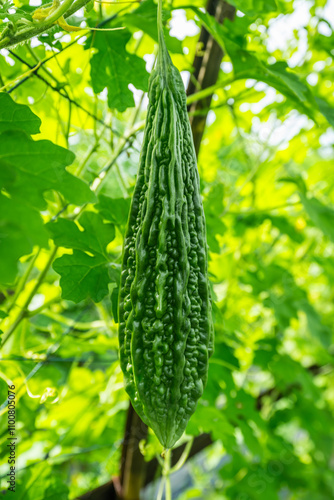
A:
[[157, 0, 163, 42], [170, 437, 194, 473], [156, 475, 166, 500], [39, 0, 75, 27], [157, 0, 169, 75], [163, 448, 172, 500], [165, 474, 172, 500], [5, 248, 41, 315], [2, 246, 59, 347]]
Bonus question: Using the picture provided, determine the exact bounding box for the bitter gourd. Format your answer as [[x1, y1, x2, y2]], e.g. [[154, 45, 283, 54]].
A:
[[118, 24, 213, 450]]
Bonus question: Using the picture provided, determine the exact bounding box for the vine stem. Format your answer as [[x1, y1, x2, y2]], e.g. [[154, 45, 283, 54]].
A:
[[170, 437, 194, 473], [156, 448, 172, 500], [1, 246, 59, 347], [164, 448, 172, 500], [40, 0, 75, 26], [75, 124, 107, 177], [5, 49, 121, 135], [157, 0, 163, 38], [157, 0, 170, 76], [156, 475, 166, 500], [0, 0, 91, 49], [5, 248, 41, 315], [92, 120, 145, 194]]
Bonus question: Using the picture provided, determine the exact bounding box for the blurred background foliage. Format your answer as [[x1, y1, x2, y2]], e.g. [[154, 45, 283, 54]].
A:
[[0, 0, 334, 498]]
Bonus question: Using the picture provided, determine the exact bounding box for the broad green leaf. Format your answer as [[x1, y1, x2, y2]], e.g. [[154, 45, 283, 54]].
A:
[[122, 0, 183, 54], [300, 194, 334, 242], [247, 261, 330, 346], [204, 184, 226, 253], [235, 213, 304, 243], [278, 176, 307, 194], [212, 343, 240, 370], [238, 418, 263, 456], [13, 462, 69, 500], [280, 176, 334, 242], [226, 0, 277, 16], [53, 250, 110, 303], [270, 354, 320, 399], [49, 211, 116, 302], [225, 465, 280, 500], [232, 58, 312, 114], [187, 405, 237, 451], [0, 193, 48, 284], [0, 130, 96, 210], [88, 29, 149, 112], [298, 300, 331, 348], [96, 195, 131, 227], [315, 97, 334, 127], [253, 337, 279, 368], [46, 212, 115, 258], [190, 10, 333, 124], [0, 93, 41, 134]]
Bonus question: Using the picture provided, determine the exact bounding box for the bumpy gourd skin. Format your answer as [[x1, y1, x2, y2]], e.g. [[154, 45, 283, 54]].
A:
[[118, 39, 213, 449]]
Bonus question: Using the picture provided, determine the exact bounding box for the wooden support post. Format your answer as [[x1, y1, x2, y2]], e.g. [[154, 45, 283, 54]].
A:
[[187, 0, 236, 156]]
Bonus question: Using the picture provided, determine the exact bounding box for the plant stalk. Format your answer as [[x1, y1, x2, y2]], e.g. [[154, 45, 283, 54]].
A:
[[1, 246, 58, 347]]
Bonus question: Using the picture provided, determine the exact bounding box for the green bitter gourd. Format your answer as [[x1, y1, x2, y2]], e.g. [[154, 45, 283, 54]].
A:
[[118, 11, 213, 450]]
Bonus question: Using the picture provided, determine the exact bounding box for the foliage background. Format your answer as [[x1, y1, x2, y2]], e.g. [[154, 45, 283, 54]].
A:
[[0, 0, 334, 498]]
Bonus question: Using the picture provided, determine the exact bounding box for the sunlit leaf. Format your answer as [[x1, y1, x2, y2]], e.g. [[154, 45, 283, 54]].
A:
[[0, 93, 41, 134], [53, 250, 110, 303], [88, 29, 149, 112], [0, 131, 96, 210], [47, 212, 115, 258]]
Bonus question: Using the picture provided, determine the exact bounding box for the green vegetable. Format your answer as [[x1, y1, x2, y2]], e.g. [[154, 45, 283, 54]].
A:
[[118, 16, 213, 449]]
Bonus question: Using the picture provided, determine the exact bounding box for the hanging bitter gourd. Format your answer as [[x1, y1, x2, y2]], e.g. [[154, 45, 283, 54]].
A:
[[118, 11, 213, 450]]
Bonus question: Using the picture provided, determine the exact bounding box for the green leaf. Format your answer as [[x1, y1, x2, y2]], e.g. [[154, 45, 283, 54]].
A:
[[0, 194, 48, 284], [234, 59, 312, 112], [222, 36, 315, 118], [204, 184, 226, 253], [300, 194, 334, 242], [0, 93, 41, 134], [238, 418, 263, 456], [278, 175, 307, 194], [225, 465, 280, 500], [122, 0, 183, 54], [213, 343, 240, 370], [0, 130, 96, 210], [235, 213, 304, 243], [84, 0, 94, 12], [47, 212, 115, 258], [280, 176, 334, 242], [96, 195, 131, 227], [270, 354, 320, 399], [14, 462, 69, 500], [298, 300, 331, 348], [88, 29, 149, 112], [223, 0, 277, 16], [315, 97, 334, 127], [49, 211, 117, 303], [187, 405, 237, 451], [190, 11, 333, 124], [53, 250, 110, 303]]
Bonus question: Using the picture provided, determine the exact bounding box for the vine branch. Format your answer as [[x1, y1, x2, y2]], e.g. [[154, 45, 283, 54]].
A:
[[1, 246, 58, 347], [0, 0, 92, 50], [5, 50, 122, 137]]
